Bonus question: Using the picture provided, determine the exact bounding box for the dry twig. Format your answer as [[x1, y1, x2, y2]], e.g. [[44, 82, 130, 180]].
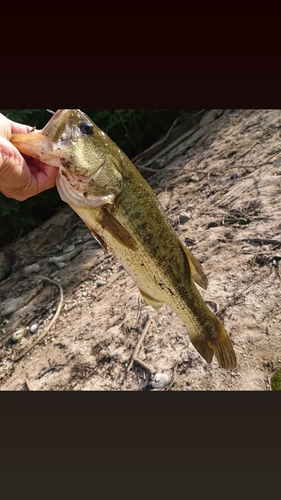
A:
[[127, 316, 152, 374], [217, 270, 272, 318], [14, 276, 64, 362]]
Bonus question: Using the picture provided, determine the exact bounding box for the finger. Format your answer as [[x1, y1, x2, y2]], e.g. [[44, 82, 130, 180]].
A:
[[10, 121, 33, 135], [0, 113, 33, 139], [0, 136, 29, 166], [30, 162, 58, 192], [0, 153, 33, 201]]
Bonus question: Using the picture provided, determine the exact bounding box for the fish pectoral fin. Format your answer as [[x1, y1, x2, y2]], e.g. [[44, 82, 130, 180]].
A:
[[139, 289, 163, 310], [101, 208, 137, 251], [180, 241, 208, 290]]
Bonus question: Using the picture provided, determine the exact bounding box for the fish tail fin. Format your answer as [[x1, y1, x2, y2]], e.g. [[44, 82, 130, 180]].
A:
[[191, 317, 237, 370]]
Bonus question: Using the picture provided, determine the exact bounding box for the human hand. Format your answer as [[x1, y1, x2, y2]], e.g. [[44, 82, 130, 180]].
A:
[[0, 113, 58, 201]]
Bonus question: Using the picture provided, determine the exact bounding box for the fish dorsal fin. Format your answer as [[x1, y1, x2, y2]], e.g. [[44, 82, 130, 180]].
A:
[[180, 241, 208, 290], [139, 289, 163, 310], [101, 208, 137, 251]]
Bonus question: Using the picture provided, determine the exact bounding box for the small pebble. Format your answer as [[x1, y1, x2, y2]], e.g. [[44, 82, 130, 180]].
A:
[[96, 280, 106, 287], [152, 371, 172, 389], [63, 244, 75, 253], [53, 261, 66, 269], [12, 327, 29, 343], [141, 314, 149, 325], [29, 323, 39, 334], [190, 173, 200, 182], [179, 212, 191, 224], [207, 221, 219, 229], [23, 263, 40, 275]]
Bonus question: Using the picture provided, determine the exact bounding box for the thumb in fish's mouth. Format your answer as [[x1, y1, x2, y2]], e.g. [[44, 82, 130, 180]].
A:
[[10, 130, 61, 168]]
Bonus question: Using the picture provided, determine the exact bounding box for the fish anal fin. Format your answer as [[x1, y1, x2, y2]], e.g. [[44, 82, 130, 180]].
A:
[[139, 289, 163, 310], [191, 338, 214, 364], [180, 241, 208, 290], [101, 208, 137, 251]]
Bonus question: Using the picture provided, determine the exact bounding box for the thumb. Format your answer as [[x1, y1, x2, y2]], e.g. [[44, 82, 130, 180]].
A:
[[0, 113, 33, 140]]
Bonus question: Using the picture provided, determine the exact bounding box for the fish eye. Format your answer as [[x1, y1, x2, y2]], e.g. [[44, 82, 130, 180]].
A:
[[79, 121, 93, 136]]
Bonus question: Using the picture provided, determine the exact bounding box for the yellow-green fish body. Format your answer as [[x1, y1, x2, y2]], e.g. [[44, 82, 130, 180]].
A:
[[10, 109, 236, 369]]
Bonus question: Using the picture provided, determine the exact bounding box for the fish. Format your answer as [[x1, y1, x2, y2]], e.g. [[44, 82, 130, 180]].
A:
[[10, 109, 237, 369]]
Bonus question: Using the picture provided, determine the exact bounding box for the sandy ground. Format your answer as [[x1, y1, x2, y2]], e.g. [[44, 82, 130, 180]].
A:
[[0, 109, 281, 391]]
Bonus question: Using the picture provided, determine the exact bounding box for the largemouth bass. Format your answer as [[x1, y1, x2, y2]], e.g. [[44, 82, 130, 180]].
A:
[[10, 109, 236, 369]]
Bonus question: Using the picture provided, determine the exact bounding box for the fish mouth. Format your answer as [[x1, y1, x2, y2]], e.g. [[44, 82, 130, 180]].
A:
[[57, 166, 116, 209], [10, 129, 63, 167], [10, 108, 116, 209], [11, 129, 115, 208], [10, 109, 74, 167]]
